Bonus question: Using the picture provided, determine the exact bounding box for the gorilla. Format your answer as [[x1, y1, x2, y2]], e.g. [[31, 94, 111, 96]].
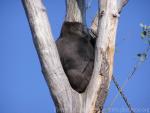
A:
[[56, 22, 95, 93]]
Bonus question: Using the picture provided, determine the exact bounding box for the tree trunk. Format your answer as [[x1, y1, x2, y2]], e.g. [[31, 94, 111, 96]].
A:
[[22, 0, 128, 113]]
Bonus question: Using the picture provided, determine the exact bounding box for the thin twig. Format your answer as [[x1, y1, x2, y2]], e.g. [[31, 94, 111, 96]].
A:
[[105, 45, 150, 113]]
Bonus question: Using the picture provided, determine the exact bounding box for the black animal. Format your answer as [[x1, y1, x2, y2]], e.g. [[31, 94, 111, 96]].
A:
[[56, 22, 95, 93]]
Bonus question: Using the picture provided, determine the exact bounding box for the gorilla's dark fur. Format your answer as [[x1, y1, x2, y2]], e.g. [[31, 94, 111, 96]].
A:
[[56, 22, 95, 93]]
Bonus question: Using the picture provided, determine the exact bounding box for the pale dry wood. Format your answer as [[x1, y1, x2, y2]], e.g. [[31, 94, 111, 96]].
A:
[[84, 0, 119, 112], [22, 0, 74, 112], [118, 0, 128, 13], [22, 0, 128, 113], [65, 0, 86, 25], [90, 13, 98, 36], [88, 0, 128, 112]]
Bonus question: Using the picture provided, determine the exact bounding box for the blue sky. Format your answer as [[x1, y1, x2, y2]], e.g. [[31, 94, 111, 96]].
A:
[[0, 0, 150, 113]]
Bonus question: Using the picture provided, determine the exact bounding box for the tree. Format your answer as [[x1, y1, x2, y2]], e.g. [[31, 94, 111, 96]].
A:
[[22, 0, 128, 113]]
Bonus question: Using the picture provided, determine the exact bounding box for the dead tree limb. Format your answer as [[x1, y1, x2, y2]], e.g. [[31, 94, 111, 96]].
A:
[[22, 0, 73, 112], [86, 0, 128, 112], [65, 0, 86, 24], [22, 0, 128, 113]]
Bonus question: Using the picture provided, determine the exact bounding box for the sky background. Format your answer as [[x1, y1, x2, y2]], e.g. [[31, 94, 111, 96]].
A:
[[0, 0, 150, 113]]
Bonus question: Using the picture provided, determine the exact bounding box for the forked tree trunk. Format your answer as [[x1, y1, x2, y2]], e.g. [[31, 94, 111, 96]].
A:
[[22, 0, 128, 113]]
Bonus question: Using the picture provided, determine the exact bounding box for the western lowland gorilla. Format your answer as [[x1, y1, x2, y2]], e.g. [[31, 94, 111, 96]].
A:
[[56, 22, 95, 93]]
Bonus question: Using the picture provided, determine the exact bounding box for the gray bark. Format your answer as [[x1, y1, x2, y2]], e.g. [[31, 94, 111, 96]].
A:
[[22, 0, 128, 113]]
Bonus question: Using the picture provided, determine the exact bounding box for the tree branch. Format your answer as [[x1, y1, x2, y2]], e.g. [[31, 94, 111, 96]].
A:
[[118, 0, 128, 13], [90, 12, 98, 37], [86, 0, 128, 112], [22, 0, 73, 112], [65, 0, 86, 24]]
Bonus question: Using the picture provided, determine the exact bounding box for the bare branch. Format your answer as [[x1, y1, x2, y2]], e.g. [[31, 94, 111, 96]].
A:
[[86, 0, 128, 112], [118, 0, 128, 13], [90, 12, 98, 37], [65, 0, 86, 24], [100, 0, 107, 12], [22, 0, 73, 111], [112, 75, 135, 113]]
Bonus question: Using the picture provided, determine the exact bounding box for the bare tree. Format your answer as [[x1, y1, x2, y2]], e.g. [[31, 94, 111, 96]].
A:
[[22, 0, 128, 113]]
